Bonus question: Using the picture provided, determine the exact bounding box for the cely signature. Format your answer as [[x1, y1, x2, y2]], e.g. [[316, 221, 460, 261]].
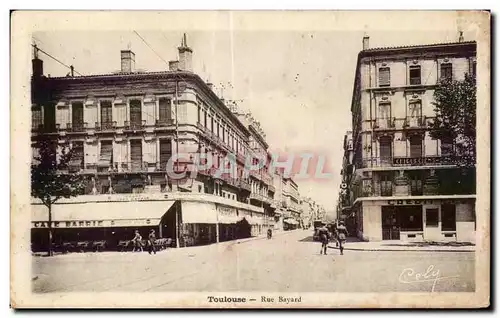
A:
[[399, 265, 460, 292]]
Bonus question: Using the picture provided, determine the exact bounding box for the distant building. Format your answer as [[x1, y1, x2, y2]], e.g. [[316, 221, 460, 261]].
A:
[[342, 36, 476, 243]]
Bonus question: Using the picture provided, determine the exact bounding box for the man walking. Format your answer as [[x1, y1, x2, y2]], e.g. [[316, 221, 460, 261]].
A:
[[148, 229, 157, 255], [132, 230, 143, 252], [318, 225, 330, 255], [336, 221, 348, 255]]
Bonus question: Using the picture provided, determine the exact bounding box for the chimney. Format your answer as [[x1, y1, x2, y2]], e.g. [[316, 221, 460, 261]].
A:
[[169, 60, 179, 71], [120, 50, 135, 73], [32, 44, 43, 78], [178, 33, 193, 72], [362, 34, 370, 51], [459, 31, 464, 43]]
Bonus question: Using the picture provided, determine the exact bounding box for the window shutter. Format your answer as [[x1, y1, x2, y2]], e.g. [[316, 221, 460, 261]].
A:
[[379, 67, 390, 86]]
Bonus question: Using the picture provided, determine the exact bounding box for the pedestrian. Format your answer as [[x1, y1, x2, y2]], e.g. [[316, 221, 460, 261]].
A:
[[318, 225, 330, 255], [132, 230, 143, 252], [336, 221, 348, 255], [267, 228, 272, 239], [148, 229, 157, 255]]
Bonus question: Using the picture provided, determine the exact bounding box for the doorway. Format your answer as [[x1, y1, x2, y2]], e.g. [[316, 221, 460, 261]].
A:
[[382, 206, 400, 240]]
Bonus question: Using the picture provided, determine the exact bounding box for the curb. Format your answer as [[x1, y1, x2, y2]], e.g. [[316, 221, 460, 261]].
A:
[[327, 245, 475, 253]]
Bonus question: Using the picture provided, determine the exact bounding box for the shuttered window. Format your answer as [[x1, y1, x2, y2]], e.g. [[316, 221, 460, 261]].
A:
[[32, 107, 42, 130], [100, 101, 112, 128], [130, 140, 142, 171], [158, 98, 171, 123], [129, 100, 142, 126], [379, 67, 390, 87], [72, 102, 84, 131], [98, 140, 113, 167], [159, 139, 172, 171]]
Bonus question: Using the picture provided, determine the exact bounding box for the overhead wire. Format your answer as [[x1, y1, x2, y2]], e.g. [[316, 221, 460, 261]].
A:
[[31, 44, 83, 76]]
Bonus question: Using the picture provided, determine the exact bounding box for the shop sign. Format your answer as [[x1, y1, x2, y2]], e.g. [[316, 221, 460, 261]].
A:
[[387, 199, 471, 206], [33, 220, 105, 228], [217, 205, 237, 217], [393, 156, 462, 166]]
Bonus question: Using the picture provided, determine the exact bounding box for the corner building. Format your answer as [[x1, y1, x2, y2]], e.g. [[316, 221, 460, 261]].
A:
[[347, 37, 476, 243], [30, 36, 273, 250]]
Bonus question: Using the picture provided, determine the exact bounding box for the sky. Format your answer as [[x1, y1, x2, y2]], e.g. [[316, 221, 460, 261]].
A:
[[32, 18, 478, 211]]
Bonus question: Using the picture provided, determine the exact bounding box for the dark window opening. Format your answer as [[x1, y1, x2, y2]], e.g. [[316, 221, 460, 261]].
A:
[[379, 172, 393, 197], [72, 102, 84, 131], [159, 139, 172, 171], [379, 136, 392, 165], [159, 98, 171, 123], [129, 100, 142, 127], [399, 206, 423, 231], [409, 135, 423, 158], [440, 63, 453, 81], [409, 65, 421, 85], [408, 171, 424, 196], [100, 101, 113, 129], [98, 140, 113, 169], [441, 204, 456, 231], [130, 139, 143, 171], [426, 208, 439, 227]]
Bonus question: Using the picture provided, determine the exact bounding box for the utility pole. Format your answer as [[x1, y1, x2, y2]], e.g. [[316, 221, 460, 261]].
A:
[[175, 78, 180, 248]]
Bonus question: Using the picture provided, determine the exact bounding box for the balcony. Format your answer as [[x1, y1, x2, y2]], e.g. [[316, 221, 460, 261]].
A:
[[124, 120, 146, 131], [249, 193, 265, 202], [95, 121, 117, 131], [155, 119, 174, 127], [238, 178, 252, 192], [236, 152, 246, 165], [268, 184, 276, 193], [373, 117, 396, 130], [403, 116, 427, 129], [66, 122, 87, 132]]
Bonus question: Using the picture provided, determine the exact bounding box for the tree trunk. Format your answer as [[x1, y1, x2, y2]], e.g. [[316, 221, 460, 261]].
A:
[[48, 204, 53, 257]]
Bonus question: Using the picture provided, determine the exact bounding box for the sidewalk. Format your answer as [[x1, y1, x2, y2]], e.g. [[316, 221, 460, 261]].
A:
[[328, 238, 475, 252]]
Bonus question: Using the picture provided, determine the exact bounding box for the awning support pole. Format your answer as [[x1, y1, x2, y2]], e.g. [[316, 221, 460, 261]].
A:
[[175, 201, 180, 248]]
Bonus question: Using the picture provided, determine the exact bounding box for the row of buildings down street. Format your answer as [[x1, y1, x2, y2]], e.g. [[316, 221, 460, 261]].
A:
[[335, 35, 477, 243], [30, 34, 327, 252]]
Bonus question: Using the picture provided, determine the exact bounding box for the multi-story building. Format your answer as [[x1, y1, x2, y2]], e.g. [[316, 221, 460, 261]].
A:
[[30, 35, 274, 250], [272, 168, 285, 231], [282, 177, 301, 230], [344, 35, 476, 243]]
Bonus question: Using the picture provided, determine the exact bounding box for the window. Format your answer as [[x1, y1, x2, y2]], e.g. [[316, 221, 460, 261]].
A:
[[72, 102, 84, 131], [379, 172, 393, 196], [379, 136, 392, 165], [472, 61, 477, 79], [378, 67, 390, 87], [408, 171, 423, 195], [409, 135, 423, 158], [377, 102, 391, 128], [409, 65, 421, 85], [130, 139, 143, 171], [204, 110, 207, 127], [159, 139, 172, 170], [129, 100, 142, 126], [159, 98, 171, 123], [69, 141, 84, 171], [441, 137, 454, 156], [426, 208, 439, 227], [441, 204, 456, 231], [98, 140, 113, 168], [440, 63, 453, 81], [32, 107, 42, 129], [408, 101, 422, 119], [100, 101, 112, 129]]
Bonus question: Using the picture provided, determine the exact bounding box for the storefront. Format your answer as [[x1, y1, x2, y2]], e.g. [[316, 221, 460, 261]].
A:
[[283, 218, 299, 231], [355, 196, 476, 243]]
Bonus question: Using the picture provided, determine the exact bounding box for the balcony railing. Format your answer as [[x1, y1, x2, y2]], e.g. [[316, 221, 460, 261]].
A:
[[124, 120, 146, 131], [155, 119, 174, 127], [374, 117, 396, 129], [268, 184, 276, 193], [238, 178, 252, 192], [95, 121, 117, 131], [403, 116, 426, 128], [66, 122, 87, 132], [250, 193, 265, 202]]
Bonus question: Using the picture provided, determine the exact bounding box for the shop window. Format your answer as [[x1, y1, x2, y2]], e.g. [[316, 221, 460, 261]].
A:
[[409, 65, 421, 85], [440, 63, 453, 81], [379, 67, 390, 87], [441, 204, 456, 231], [399, 206, 423, 231], [426, 208, 439, 227]]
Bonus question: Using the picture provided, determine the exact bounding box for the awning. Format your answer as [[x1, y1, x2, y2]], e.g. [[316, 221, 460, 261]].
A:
[[218, 215, 243, 224], [181, 201, 217, 224], [31, 200, 175, 228]]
